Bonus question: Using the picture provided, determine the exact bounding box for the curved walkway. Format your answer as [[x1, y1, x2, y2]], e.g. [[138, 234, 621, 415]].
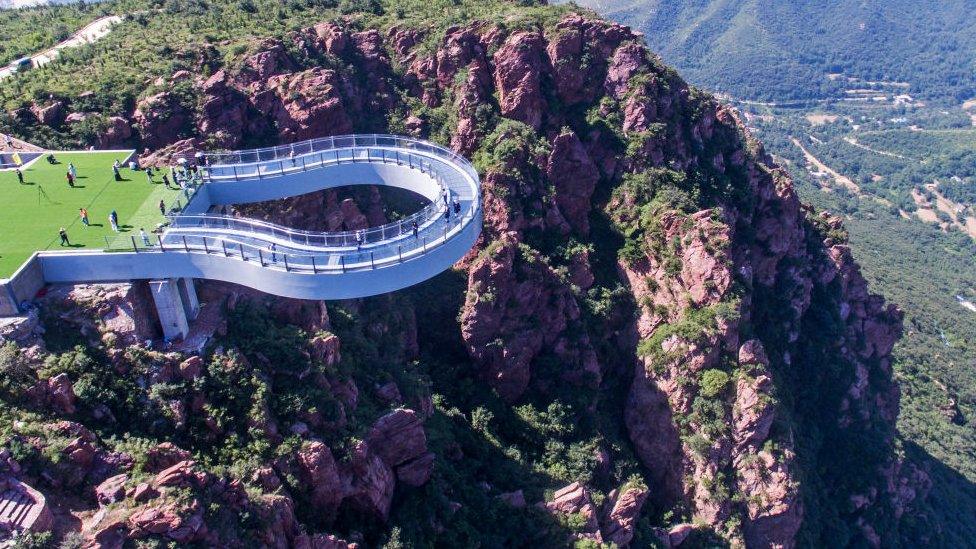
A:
[[36, 134, 483, 300]]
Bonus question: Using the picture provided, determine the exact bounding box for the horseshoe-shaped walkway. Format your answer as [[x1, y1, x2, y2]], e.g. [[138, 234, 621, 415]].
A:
[[35, 135, 482, 300]]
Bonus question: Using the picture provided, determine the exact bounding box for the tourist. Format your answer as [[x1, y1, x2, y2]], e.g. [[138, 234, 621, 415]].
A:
[[140, 228, 151, 247], [356, 230, 365, 250], [289, 150, 296, 166], [444, 207, 450, 222], [442, 188, 449, 206], [146, 167, 154, 184], [113, 164, 121, 181], [269, 242, 277, 262], [79, 208, 89, 226], [453, 199, 461, 215], [412, 220, 418, 238], [158, 199, 166, 216], [162, 174, 171, 188], [109, 210, 119, 232], [46, 153, 56, 164], [15, 169, 23, 184], [66, 171, 75, 187], [68, 162, 77, 180], [58, 227, 69, 246], [4, 135, 12, 149]]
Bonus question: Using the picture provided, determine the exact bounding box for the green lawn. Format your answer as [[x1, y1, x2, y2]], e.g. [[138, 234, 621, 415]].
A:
[[0, 151, 182, 277]]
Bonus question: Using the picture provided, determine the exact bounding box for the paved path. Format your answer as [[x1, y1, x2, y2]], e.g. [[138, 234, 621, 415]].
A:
[[0, 15, 121, 80]]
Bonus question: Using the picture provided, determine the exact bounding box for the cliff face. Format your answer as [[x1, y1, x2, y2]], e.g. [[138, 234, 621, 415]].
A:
[[4, 6, 930, 548]]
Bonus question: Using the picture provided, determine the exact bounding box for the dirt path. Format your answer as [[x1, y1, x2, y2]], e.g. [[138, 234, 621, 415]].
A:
[[790, 137, 861, 193], [843, 136, 912, 161], [0, 15, 121, 80]]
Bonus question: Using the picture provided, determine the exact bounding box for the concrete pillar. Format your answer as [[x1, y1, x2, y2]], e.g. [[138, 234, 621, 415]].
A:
[[150, 279, 189, 341], [177, 278, 200, 320]]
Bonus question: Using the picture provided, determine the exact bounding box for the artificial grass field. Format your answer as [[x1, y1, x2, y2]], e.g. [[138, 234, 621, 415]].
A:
[[0, 151, 183, 278]]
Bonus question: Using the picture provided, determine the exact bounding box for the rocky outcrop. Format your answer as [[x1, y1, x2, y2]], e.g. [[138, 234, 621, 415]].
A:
[[133, 92, 191, 149], [366, 409, 434, 487], [41, 283, 159, 347], [493, 31, 547, 130], [31, 100, 65, 127], [602, 483, 650, 546], [296, 441, 344, 522], [460, 235, 598, 402], [547, 130, 599, 235]]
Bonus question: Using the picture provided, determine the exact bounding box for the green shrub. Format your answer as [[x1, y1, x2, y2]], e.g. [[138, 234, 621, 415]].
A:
[[699, 369, 730, 398]]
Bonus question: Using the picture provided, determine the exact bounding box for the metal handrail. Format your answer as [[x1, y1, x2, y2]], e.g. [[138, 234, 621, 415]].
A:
[[114, 207, 481, 273], [181, 134, 480, 184], [166, 199, 442, 249]]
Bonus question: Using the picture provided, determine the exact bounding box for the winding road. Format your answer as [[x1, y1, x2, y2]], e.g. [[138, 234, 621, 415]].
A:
[[0, 15, 121, 80]]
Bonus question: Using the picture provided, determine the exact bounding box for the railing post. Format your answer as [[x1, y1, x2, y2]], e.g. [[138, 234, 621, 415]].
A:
[[398, 244, 402, 262], [182, 236, 188, 252], [341, 256, 346, 273], [222, 240, 228, 256], [370, 251, 375, 269], [239, 245, 245, 261], [203, 238, 209, 254], [131, 236, 138, 252], [311, 255, 317, 273], [259, 248, 264, 266], [423, 236, 427, 252], [158, 235, 165, 251], [284, 254, 289, 271]]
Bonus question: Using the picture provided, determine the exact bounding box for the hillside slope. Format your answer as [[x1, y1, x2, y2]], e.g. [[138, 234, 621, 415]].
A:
[[0, 0, 935, 546], [568, 0, 976, 102]]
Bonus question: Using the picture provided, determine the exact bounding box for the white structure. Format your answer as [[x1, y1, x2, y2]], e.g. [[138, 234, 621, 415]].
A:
[[7, 135, 482, 340]]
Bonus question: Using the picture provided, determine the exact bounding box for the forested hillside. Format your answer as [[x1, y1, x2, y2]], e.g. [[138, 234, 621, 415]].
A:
[[0, 0, 937, 546], [569, 0, 976, 102], [560, 0, 976, 545]]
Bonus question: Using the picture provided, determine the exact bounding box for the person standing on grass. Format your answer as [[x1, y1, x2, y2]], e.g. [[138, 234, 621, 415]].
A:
[[146, 167, 154, 184], [158, 199, 166, 216], [109, 210, 119, 232], [15, 169, 23, 184], [66, 170, 75, 187], [162, 173, 171, 188], [59, 227, 70, 246], [68, 162, 77, 180], [140, 228, 151, 247], [113, 164, 121, 181], [79, 208, 89, 226]]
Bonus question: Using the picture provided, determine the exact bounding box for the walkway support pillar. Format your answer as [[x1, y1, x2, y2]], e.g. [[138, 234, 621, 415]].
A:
[[150, 279, 189, 341], [177, 278, 200, 320]]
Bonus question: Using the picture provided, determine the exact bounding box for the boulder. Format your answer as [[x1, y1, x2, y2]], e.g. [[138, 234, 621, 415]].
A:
[[95, 474, 129, 505]]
